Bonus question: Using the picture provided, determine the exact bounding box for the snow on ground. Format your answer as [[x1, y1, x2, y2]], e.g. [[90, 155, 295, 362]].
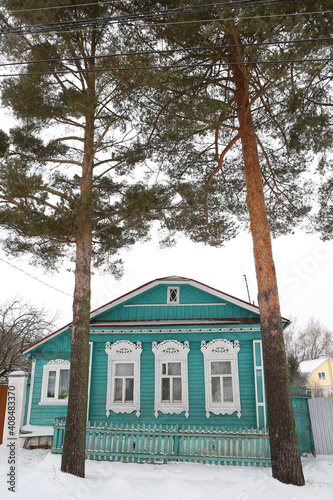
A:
[[0, 445, 332, 500]]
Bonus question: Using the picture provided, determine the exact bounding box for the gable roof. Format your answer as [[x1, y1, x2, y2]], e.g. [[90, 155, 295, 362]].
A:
[[23, 276, 287, 355], [89, 275, 261, 319], [299, 357, 331, 375]]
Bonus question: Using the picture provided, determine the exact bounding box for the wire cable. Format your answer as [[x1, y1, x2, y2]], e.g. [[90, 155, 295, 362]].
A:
[[0, 36, 330, 71], [0, 0, 320, 36], [0, 56, 330, 78], [0, 255, 73, 298], [0, 9, 329, 38]]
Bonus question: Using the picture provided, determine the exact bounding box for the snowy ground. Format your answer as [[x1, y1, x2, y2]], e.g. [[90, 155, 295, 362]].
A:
[[0, 445, 332, 500]]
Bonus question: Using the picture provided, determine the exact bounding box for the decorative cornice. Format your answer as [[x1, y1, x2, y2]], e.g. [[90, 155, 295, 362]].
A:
[[91, 327, 261, 334]]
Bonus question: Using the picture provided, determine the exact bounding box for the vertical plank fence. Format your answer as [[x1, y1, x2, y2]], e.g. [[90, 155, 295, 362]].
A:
[[0, 384, 8, 444], [52, 419, 271, 467]]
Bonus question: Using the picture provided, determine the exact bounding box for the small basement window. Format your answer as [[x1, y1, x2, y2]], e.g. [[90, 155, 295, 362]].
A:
[[167, 286, 179, 304]]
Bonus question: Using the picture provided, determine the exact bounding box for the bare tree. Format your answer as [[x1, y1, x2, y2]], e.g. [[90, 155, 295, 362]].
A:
[[284, 317, 333, 363], [297, 318, 333, 362], [0, 299, 57, 381]]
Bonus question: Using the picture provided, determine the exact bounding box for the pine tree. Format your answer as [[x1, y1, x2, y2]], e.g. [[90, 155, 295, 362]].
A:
[[129, 0, 332, 485], [0, 0, 173, 477]]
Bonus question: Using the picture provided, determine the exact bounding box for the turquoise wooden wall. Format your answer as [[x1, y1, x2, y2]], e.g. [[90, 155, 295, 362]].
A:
[[88, 328, 261, 429], [92, 284, 261, 322], [25, 330, 71, 426], [24, 281, 262, 428]]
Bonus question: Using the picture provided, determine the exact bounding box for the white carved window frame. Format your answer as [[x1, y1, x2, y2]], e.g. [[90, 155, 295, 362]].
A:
[[152, 339, 190, 418], [40, 359, 70, 406], [201, 339, 241, 418], [105, 340, 142, 417]]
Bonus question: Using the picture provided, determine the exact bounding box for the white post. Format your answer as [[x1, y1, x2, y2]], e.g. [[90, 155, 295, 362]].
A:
[[3, 371, 29, 444]]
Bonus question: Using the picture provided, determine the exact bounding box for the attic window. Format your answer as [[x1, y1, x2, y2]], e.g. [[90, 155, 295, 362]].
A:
[[318, 372, 326, 381], [167, 286, 179, 304]]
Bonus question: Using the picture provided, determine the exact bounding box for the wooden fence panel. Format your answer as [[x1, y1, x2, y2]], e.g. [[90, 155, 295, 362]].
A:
[[52, 420, 271, 467], [0, 385, 8, 445]]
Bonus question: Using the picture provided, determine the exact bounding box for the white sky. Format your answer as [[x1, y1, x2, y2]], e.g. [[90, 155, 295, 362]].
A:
[[0, 228, 332, 332]]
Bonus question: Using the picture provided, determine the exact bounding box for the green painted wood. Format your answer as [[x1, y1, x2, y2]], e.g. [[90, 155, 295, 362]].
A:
[[290, 387, 315, 455], [93, 284, 260, 322], [53, 420, 271, 467]]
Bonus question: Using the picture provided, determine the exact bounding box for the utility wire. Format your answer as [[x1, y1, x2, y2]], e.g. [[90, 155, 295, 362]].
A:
[[0, 56, 330, 78], [2, 0, 307, 17], [0, 0, 322, 36], [0, 10, 329, 38], [0, 36, 330, 70], [0, 256, 73, 298]]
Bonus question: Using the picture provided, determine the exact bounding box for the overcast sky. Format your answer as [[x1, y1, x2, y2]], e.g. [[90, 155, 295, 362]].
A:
[[0, 228, 332, 332]]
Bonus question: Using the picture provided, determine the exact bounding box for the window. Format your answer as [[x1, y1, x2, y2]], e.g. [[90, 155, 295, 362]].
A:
[[318, 371, 326, 381], [40, 359, 70, 405], [201, 339, 241, 418], [152, 340, 190, 418], [105, 340, 142, 417], [167, 286, 179, 304]]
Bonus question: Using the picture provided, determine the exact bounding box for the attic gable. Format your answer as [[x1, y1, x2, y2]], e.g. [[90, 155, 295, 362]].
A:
[[23, 276, 265, 355], [91, 276, 261, 323]]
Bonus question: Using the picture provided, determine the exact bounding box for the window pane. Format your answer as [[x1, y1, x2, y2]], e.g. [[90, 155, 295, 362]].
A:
[[47, 371, 56, 398], [125, 378, 134, 402], [211, 377, 221, 402], [223, 377, 233, 402], [173, 377, 182, 402], [58, 369, 69, 399], [114, 378, 123, 402], [162, 363, 167, 375], [211, 361, 231, 375], [115, 363, 134, 376], [162, 378, 170, 401], [169, 288, 178, 302], [168, 362, 181, 375]]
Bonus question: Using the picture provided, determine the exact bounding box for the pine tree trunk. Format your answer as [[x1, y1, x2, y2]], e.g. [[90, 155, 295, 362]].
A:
[[60, 225, 92, 477], [61, 76, 95, 476], [233, 67, 305, 485]]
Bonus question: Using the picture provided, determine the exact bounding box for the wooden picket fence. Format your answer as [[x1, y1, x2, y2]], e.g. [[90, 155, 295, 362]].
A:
[[52, 419, 271, 467]]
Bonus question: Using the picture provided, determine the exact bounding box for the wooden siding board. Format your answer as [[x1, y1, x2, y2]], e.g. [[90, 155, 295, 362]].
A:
[[92, 284, 260, 322], [28, 357, 69, 425], [88, 330, 259, 429]]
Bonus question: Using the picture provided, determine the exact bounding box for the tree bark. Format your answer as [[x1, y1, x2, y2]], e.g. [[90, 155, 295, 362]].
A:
[[61, 72, 95, 476], [233, 65, 305, 485], [60, 224, 92, 477]]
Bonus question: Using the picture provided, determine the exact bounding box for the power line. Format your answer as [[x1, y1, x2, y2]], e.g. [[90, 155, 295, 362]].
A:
[[0, 10, 329, 38], [0, 36, 330, 71], [0, 0, 321, 37], [3, 0, 307, 16], [0, 255, 73, 298], [0, 56, 330, 78]]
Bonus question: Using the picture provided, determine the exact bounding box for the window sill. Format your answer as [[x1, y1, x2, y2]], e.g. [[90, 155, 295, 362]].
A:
[[38, 400, 68, 406]]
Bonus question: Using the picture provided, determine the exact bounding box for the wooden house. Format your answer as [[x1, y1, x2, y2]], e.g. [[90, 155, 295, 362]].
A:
[[300, 357, 333, 397], [9, 276, 313, 464]]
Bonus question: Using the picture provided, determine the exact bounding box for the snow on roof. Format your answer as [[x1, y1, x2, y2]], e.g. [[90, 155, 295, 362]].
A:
[[299, 357, 329, 374]]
